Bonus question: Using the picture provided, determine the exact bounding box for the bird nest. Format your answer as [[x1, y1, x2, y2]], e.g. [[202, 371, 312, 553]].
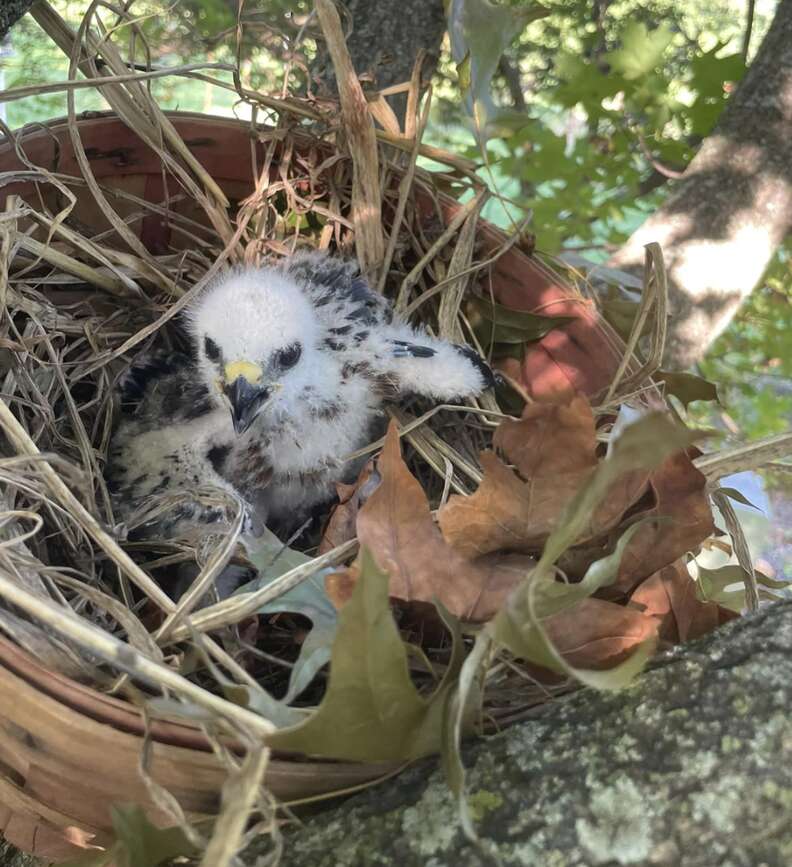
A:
[[0, 3, 771, 863]]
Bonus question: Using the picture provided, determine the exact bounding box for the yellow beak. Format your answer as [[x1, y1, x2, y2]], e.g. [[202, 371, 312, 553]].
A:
[[224, 360, 263, 385]]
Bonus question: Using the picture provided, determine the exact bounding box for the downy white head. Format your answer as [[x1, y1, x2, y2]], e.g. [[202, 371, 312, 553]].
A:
[[187, 266, 332, 434]]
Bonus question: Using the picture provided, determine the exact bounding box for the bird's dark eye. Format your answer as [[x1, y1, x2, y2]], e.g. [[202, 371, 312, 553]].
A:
[[276, 342, 302, 369], [204, 336, 221, 362]]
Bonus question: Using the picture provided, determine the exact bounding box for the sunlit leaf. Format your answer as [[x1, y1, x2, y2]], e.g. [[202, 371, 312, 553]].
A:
[[696, 563, 789, 612], [553, 51, 626, 114], [717, 486, 761, 511], [695, 563, 749, 612], [606, 22, 674, 81], [690, 45, 745, 99]]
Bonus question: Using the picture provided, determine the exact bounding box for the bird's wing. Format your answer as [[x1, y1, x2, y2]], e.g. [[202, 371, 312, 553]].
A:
[[283, 250, 493, 401], [116, 349, 215, 423], [364, 322, 495, 401], [107, 350, 242, 539]]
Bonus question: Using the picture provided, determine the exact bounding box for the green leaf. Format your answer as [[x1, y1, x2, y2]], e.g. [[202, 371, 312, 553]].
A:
[[441, 632, 491, 847], [695, 564, 748, 612], [266, 550, 462, 761], [466, 294, 573, 350], [282, 622, 334, 704], [61, 805, 198, 867], [198, 639, 302, 728], [60, 849, 115, 867], [111, 806, 197, 867], [448, 0, 549, 144], [553, 52, 626, 115], [457, 51, 472, 93], [600, 294, 653, 343], [240, 528, 340, 702], [717, 487, 761, 511], [606, 22, 674, 81], [655, 370, 720, 408], [690, 46, 745, 99]]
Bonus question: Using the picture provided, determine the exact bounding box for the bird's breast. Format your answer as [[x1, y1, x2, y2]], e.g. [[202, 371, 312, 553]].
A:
[[227, 438, 273, 494]]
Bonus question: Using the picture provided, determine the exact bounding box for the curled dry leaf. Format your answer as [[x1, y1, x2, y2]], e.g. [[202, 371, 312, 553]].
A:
[[329, 421, 532, 622], [438, 395, 647, 558], [319, 460, 378, 555], [630, 558, 736, 643], [543, 596, 659, 670], [615, 452, 716, 593]]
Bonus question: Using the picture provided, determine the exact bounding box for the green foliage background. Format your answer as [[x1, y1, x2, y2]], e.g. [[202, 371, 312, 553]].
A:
[[2, 0, 789, 443]]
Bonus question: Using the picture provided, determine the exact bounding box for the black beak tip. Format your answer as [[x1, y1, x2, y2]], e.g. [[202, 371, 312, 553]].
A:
[[226, 378, 270, 436], [231, 413, 251, 435]]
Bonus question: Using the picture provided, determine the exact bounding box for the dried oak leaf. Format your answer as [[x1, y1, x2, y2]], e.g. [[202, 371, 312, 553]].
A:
[[438, 395, 647, 558], [319, 459, 378, 554], [327, 421, 531, 622], [630, 558, 736, 643], [615, 452, 715, 593], [543, 596, 659, 670]]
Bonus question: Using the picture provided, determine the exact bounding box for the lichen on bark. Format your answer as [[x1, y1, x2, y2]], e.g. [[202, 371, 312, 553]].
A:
[[242, 600, 792, 867]]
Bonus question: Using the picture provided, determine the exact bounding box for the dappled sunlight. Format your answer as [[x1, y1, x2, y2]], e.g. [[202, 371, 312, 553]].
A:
[[674, 220, 777, 310]]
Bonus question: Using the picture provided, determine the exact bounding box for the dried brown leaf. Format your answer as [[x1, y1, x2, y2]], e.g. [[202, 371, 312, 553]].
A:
[[629, 559, 734, 643], [544, 596, 659, 670], [438, 396, 648, 558], [616, 453, 716, 593], [319, 460, 378, 555], [334, 422, 530, 622], [493, 395, 597, 477]]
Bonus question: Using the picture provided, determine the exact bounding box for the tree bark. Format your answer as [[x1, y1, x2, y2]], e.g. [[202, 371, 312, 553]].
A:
[[311, 0, 446, 122], [0, 0, 34, 38], [608, 0, 792, 369], [238, 599, 792, 866]]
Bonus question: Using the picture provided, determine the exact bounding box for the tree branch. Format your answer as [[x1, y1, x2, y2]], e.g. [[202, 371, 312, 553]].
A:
[[0, 0, 34, 39], [240, 600, 792, 865], [310, 0, 446, 123], [609, 0, 792, 369]]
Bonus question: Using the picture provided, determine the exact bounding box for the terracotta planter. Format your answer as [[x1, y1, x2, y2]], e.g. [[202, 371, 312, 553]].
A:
[[0, 113, 627, 861]]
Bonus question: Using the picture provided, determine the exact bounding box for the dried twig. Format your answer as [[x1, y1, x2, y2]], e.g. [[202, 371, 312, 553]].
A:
[[315, 0, 384, 274]]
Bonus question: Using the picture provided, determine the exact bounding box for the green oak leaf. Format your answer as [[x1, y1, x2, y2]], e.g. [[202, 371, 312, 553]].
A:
[[61, 805, 198, 867], [266, 549, 463, 761], [606, 22, 673, 81]]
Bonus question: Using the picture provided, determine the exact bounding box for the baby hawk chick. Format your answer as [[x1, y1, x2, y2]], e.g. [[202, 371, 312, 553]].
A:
[[107, 251, 494, 541]]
